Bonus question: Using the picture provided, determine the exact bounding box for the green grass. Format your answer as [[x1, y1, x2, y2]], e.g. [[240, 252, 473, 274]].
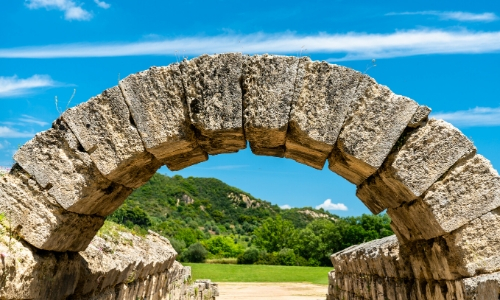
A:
[[184, 263, 333, 285]]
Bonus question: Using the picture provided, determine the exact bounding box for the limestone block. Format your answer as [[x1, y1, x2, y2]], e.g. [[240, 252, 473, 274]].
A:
[[408, 105, 431, 128], [74, 230, 176, 297], [0, 224, 81, 300], [462, 272, 500, 300], [357, 119, 475, 214], [242, 54, 306, 157], [331, 235, 413, 279], [328, 83, 419, 185], [398, 208, 500, 281], [285, 61, 371, 169], [0, 169, 104, 252], [62, 86, 162, 189], [388, 154, 500, 241], [119, 65, 207, 170], [13, 121, 132, 216], [179, 53, 246, 154], [162, 146, 208, 171]]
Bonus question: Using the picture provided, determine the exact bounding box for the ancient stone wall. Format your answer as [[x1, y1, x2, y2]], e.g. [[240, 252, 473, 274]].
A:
[[1, 53, 500, 298], [0, 222, 218, 300]]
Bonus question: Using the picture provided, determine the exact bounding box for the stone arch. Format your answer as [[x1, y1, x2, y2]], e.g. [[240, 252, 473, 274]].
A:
[[1, 53, 499, 296]]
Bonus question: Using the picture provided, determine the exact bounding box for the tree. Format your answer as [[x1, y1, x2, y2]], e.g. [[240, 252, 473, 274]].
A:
[[253, 215, 296, 252], [183, 243, 208, 263]]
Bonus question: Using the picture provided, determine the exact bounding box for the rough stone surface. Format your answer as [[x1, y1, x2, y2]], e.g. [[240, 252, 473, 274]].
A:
[[331, 235, 413, 279], [388, 154, 500, 241], [62, 86, 162, 189], [285, 61, 370, 169], [408, 105, 431, 128], [242, 54, 306, 157], [0, 169, 104, 252], [119, 65, 207, 170], [357, 118, 476, 214], [13, 121, 132, 216], [329, 84, 419, 185], [0, 223, 218, 300], [180, 53, 246, 154]]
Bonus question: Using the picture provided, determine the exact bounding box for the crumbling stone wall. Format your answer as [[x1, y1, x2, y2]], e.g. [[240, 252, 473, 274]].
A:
[[1, 53, 500, 298]]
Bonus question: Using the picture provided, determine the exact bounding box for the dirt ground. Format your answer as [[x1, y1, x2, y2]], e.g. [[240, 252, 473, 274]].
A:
[[216, 282, 328, 300]]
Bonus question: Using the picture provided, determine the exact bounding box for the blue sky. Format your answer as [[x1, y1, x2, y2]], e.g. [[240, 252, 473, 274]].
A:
[[1, 0, 500, 216]]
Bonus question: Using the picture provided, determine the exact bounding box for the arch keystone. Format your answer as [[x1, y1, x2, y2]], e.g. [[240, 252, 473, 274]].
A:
[[242, 54, 307, 157], [179, 53, 246, 154], [62, 86, 162, 189]]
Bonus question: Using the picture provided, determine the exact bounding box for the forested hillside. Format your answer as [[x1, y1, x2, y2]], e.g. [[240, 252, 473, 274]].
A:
[[107, 173, 393, 266]]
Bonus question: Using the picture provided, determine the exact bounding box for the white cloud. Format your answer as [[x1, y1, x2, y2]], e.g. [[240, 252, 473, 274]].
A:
[[0, 127, 35, 138], [280, 204, 292, 209], [433, 107, 500, 127], [18, 115, 49, 127], [94, 0, 110, 9], [387, 11, 498, 22], [1, 29, 500, 61], [315, 199, 348, 211], [0, 75, 56, 98], [26, 0, 92, 21]]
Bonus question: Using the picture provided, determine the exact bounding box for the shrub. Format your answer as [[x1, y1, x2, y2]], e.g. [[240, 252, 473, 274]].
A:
[[237, 248, 259, 264], [277, 248, 297, 266], [183, 243, 208, 263]]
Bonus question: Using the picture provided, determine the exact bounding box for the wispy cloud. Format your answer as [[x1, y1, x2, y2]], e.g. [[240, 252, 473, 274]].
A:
[[26, 0, 92, 21], [0, 75, 57, 98], [280, 204, 292, 209], [315, 199, 348, 211], [18, 115, 49, 127], [94, 0, 110, 9], [387, 11, 498, 22], [433, 107, 500, 127], [1, 30, 500, 61], [0, 127, 35, 138]]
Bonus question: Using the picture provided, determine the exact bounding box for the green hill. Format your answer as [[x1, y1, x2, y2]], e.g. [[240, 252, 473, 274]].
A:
[[107, 173, 393, 266]]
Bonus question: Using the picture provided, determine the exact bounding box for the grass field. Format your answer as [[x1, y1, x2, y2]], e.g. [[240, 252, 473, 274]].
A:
[[184, 263, 333, 285]]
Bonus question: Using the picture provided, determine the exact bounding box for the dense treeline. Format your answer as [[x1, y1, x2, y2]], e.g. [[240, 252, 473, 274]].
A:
[[107, 173, 393, 266]]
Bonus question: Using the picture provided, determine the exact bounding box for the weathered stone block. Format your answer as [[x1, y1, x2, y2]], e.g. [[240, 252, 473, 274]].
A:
[[329, 84, 419, 185], [331, 235, 413, 279], [398, 208, 500, 280], [285, 61, 370, 169], [62, 86, 162, 189], [13, 121, 132, 216], [119, 65, 207, 170], [179, 53, 246, 154], [357, 119, 475, 214], [242, 54, 306, 157], [408, 105, 431, 128], [388, 154, 500, 241], [0, 169, 104, 252]]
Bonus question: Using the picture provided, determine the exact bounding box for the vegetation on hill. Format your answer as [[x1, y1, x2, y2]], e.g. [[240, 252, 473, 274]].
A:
[[107, 173, 393, 267]]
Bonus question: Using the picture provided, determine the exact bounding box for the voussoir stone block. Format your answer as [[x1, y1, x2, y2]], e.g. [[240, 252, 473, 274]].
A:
[[62, 86, 162, 189], [13, 121, 132, 217], [179, 53, 246, 154], [388, 154, 500, 242], [408, 105, 431, 128], [328, 83, 419, 185], [0, 168, 104, 252], [284, 61, 370, 169], [398, 207, 500, 280], [357, 119, 475, 214], [242, 54, 307, 157], [119, 65, 207, 170]]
